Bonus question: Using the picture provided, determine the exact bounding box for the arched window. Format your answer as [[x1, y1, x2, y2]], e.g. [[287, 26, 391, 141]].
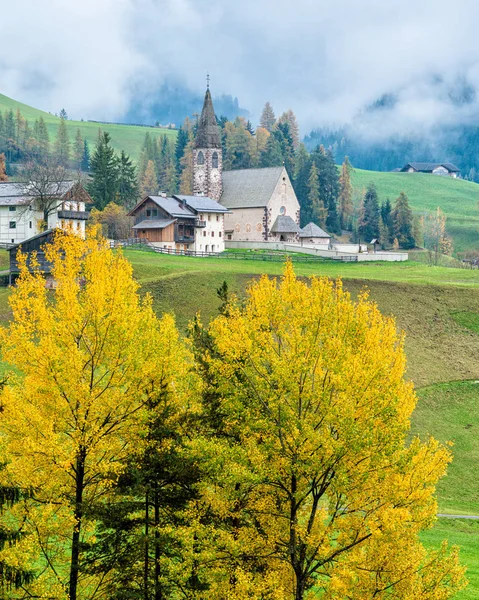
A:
[[212, 151, 219, 168], [197, 151, 205, 165]]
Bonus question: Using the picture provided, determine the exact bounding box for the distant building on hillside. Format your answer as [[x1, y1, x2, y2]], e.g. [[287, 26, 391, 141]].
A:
[[399, 162, 460, 177], [0, 180, 90, 245]]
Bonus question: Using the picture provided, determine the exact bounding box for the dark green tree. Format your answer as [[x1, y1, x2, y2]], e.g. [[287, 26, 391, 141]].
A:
[[310, 146, 341, 235], [359, 183, 380, 242], [54, 117, 70, 167], [392, 192, 415, 249], [81, 140, 90, 172], [381, 198, 394, 242], [88, 132, 119, 209], [274, 122, 295, 177], [117, 151, 139, 208], [259, 134, 283, 168], [175, 127, 189, 174], [293, 144, 313, 225]]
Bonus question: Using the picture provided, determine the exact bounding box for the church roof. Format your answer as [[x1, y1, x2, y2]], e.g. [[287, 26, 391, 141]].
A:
[[270, 215, 300, 234], [221, 166, 285, 209], [194, 88, 221, 149], [299, 222, 330, 238]]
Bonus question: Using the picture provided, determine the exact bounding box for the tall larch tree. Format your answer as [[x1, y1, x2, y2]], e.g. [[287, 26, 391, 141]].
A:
[[140, 160, 158, 198], [392, 192, 415, 249], [278, 109, 300, 149], [260, 101, 276, 132], [198, 263, 466, 600], [88, 131, 119, 209], [338, 156, 353, 230], [0, 153, 7, 181], [73, 128, 84, 169], [179, 140, 194, 194], [0, 231, 177, 600], [54, 116, 70, 167]]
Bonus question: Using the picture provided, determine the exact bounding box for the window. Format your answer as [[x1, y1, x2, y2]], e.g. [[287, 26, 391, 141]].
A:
[[152, 209, 158, 217], [227, 234, 232, 240], [234, 223, 240, 232], [212, 152, 219, 168], [77, 222, 81, 231], [246, 223, 252, 233], [9, 206, 16, 212], [280, 206, 286, 215], [216, 215, 219, 221], [200, 214, 203, 220], [256, 223, 262, 232], [212, 231, 215, 237], [208, 214, 211, 221], [146, 209, 151, 217], [203, 231, 206, 237], [219, 231, 222, 237], [11, 239, 14, 244], [197, 151, 205, 165], [9, 221, 16, 229], [29, 221, 32, 229]]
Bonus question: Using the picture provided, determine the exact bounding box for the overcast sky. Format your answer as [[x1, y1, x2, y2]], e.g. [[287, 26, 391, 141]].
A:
[[2, 0, 479, 138]]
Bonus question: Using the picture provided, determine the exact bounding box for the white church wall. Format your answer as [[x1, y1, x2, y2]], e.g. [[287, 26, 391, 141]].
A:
[[224, 207, 265, 243], [266, 168, 300, 239]]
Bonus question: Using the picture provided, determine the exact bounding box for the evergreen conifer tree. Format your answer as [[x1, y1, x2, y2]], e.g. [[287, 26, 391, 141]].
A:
[[392, 192, 415, 249], [81, 140, 90, 171], [88, 132, 119, 209], [310, 146, 341, 235], [174, 127, 189, 174], [259, 135, 283, 167], [359, 183, 380, 242], [117, 150, 139, 208], [278, 109, 300, 148], [307, 163, 328, 227], [381, 198, 394, 242]]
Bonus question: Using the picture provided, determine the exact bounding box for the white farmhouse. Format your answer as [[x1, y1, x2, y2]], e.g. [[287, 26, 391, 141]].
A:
[[0, 181, 90, 245]]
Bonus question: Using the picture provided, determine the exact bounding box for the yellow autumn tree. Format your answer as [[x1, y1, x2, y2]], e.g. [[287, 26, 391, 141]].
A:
[[197, 263, 466, 600], [0, 230, 188, 599]]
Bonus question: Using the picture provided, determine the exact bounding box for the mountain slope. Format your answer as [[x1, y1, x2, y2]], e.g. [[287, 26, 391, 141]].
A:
[[351, 168, 479, 252], [0, 93, 177, 161]]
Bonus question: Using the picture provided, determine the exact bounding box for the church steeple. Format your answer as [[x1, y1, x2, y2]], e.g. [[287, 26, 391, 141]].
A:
[[194, 88, 221, 149], [193, 86, 223, 200]]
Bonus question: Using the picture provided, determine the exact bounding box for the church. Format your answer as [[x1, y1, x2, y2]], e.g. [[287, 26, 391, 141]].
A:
[[193, 86, 301, 243], [129, 85, 301, 250]]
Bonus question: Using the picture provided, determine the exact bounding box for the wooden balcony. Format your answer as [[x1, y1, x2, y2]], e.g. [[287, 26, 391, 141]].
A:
[[57, 210, 89, 221], [194, 220, 206, 228]]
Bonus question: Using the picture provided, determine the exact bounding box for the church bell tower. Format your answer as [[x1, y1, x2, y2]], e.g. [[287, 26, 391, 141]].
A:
[[193, 82, 223, 201]]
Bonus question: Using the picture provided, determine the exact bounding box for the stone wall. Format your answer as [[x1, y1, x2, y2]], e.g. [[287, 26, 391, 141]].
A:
[[193, 148, 223, 201]]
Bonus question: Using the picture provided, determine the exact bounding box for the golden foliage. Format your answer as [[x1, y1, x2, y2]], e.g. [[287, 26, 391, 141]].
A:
[[195, 262, 466, 599]]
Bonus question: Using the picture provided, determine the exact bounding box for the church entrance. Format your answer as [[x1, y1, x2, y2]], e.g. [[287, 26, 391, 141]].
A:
[[280, 235, 286, 241]]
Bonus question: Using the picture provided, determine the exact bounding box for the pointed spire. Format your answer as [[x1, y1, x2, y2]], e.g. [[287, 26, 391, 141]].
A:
[[194, 87, 221, 149]]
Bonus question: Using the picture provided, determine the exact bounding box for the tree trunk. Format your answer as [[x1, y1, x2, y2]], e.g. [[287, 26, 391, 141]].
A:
[[69, 447, 86, 600], [154, 486, 161, 600], [144, 489, 149, 600]]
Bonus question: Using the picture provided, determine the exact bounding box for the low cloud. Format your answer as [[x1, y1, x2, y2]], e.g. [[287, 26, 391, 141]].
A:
[[3, 0, 479, 138]]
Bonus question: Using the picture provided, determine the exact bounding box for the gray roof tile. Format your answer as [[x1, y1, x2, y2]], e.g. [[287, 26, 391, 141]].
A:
[[270, 215, 300, 233], [174, 195, 229, 213], [299, 222, 330, 238], [0, 180, 75, 205], [132, 219, 176, 230], [149, 196, 196, 219]]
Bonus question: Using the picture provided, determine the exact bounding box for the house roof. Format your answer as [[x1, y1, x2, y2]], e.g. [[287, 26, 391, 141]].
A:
[[148, 196, 196, 219], [0, 180, 77, 206], [174, 195, 230, 213], [270, 215, 300, 234], [221, 167, 285, 209], [194, 88, 221, 149], [401, 162, 460, 173], [299, 222, 330, 238], [132, 219, 176, 230]]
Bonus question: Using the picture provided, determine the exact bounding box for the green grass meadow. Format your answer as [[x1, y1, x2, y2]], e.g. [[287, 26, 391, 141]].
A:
[[0, 93, 177, 161], [351, 168, 479, 253]]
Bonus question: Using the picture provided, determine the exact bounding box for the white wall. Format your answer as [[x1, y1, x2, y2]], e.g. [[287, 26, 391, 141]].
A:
[[0, 205, 41, 244], [195, 212, 225, 252], [224, 206, 265, 243]]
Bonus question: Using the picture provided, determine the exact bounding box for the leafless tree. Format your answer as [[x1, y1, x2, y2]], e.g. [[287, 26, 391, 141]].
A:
[[16, 159, 71, 231]]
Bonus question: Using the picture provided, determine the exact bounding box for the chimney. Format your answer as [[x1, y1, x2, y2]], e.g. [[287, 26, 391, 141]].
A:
[[159, 191, 167, 198]]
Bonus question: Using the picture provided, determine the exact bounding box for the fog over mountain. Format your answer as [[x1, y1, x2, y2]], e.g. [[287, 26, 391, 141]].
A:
[[2, 0, 479, 139]]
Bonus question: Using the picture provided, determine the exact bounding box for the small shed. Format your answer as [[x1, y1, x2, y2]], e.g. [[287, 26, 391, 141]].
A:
[[299, 222, 331, 245], [8, 229, 64, 283], [270, 215, 300, 242]]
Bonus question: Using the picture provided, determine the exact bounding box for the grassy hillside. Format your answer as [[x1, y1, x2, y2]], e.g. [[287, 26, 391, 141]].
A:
[[0, 93, 177, 161], [351, 168, 479, 253]]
